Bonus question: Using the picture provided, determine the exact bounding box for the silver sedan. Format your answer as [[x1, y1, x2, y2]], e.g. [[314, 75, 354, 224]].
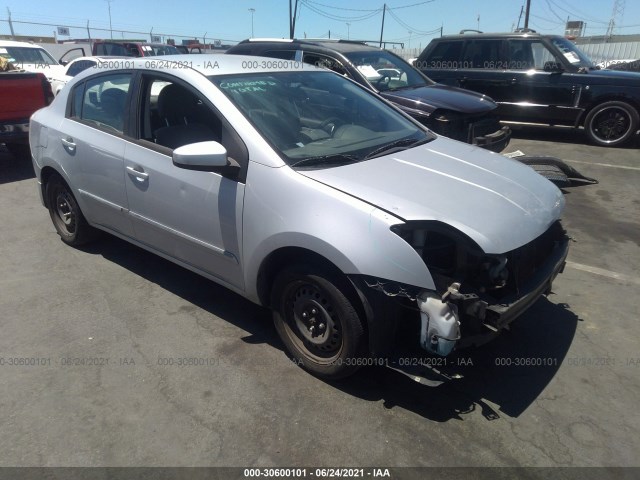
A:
[[29, 55, 569, 379]]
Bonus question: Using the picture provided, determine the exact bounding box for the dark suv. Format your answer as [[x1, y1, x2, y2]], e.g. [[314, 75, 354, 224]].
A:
[[415, 31, 640, 147], [226, 39, 511, 152]]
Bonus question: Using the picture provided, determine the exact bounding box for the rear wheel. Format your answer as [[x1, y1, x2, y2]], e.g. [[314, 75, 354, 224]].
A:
[[46, 175, 99, 246], [584, 101, 639, 147], [271, 264, 366, 379]]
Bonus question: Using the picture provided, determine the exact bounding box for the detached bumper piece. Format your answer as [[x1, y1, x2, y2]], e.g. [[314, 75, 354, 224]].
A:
[[432, 111, 511, 153]]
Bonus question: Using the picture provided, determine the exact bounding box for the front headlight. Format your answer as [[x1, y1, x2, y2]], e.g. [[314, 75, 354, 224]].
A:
[[391, 221, 509, 293]]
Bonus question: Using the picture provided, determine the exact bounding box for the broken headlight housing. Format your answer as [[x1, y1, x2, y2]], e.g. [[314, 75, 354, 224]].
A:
[[390, 221, 510, 294]]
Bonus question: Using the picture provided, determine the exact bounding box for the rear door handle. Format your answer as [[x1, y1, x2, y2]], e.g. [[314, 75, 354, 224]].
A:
[[61, 137, 76, 151], [126, 165, 149, 181]]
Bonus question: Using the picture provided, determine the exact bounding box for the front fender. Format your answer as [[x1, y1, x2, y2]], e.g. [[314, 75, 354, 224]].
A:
[[242, 162, 435, 304]]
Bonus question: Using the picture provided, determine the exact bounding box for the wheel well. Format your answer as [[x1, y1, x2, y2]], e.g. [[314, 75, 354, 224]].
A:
[[258, 246, 372, 353], [39, 166, 64, 208], [579, 96, 640, 126], [257, 247, 346, 308]]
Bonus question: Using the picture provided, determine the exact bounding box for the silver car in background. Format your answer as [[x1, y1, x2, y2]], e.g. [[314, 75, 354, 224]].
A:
[[29, 55, 569, 379]]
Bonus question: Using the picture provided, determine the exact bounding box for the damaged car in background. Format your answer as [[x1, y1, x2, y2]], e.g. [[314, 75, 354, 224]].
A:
[[29, 56, 569, 380]]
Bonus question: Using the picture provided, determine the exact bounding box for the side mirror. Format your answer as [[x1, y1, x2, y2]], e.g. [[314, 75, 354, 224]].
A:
[[173, 141, 229, 170], [544, 61, 563, 73]]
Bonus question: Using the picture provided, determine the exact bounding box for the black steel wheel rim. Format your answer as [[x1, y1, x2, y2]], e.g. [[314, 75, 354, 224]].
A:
[[283, 281, 343, 362], [53, 187, 76, 234]]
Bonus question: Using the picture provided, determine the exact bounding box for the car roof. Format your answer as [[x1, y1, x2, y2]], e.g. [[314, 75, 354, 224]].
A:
[[0, 39, 48, 48], [69, 56, 129, 62], [72, 54, 324, 77], [237, 38, 385, 54], [434, 32, 562, 40]]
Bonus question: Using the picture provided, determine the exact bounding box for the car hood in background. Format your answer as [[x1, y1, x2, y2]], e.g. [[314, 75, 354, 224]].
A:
[[298, 137, 564, 254], [381, 84, 497, 115], [581, 68, 640, 84]]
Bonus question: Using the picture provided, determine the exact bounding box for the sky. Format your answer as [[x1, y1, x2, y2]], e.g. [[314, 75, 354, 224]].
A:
[[2, 0, 639, 49]]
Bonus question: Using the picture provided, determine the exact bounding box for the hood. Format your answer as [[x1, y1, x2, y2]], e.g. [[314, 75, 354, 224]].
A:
[[298, 137, 564, 254], [579, 68, 640, 85], [381, 84, 497, 115]]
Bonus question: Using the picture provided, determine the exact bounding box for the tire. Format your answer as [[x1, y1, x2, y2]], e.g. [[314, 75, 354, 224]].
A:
[[271, 264, 366, 379], [5, 143, 30, 159], [584, 101, 639, 147], [45, 175, 99, 246]]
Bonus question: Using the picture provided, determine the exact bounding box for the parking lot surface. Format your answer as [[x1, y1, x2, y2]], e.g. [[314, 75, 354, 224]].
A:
[[0, 129, 639, 469]]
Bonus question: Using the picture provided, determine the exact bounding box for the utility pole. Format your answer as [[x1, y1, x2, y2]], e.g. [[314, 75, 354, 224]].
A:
[[290, 0, 299, 39], [249, 8, 255, 38], [105, 0, 113, 39], [516, 5, 524, 30], [346, 22, 350, 39], [379, 3, 386, 47], [523, 0, 531, 29], [7, 7, 16, 39]]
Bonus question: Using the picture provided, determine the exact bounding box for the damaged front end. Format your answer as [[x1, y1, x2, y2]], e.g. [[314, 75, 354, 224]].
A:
[[354, 220, 569, 357]]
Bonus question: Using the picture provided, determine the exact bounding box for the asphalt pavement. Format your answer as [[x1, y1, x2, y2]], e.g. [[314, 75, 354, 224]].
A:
[[0, 128, 638, 471]]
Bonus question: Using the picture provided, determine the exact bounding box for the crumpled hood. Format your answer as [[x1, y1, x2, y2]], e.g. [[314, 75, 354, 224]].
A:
[[381, 84, 496, 115], [298, 137, 565, 254]]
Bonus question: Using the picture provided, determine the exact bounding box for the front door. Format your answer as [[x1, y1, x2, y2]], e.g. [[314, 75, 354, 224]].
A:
[[123, 74, 246, 289]]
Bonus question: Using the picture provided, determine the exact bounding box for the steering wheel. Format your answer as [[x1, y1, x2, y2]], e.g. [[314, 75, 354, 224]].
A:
[[319, 117, 346, 136], [374, 75, 391, 90]]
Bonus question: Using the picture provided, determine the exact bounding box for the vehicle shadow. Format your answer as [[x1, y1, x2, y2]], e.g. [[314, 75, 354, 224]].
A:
[[0, 146, 36, 184], [333, 298, 579, 422], [81, 234, 280, 345], [82, 234, 579, 423], [509, 125, 640, 149]]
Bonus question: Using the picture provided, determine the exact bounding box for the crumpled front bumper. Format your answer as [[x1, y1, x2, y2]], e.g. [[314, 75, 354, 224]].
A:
[[418, 235, 570, 355]]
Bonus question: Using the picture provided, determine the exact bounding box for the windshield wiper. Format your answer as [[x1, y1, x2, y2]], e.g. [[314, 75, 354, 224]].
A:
[[364, 137, 431, 160], [290, 153, 361, 168]]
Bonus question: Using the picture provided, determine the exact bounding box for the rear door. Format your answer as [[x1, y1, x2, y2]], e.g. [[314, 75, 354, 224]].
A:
[[59, 72, 135, 237]]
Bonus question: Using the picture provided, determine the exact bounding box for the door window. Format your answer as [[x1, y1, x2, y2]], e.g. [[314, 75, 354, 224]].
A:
[[461, 40, 504, 69], [69, 73, 132, 134], [531, 42, 559, 70], [138, 75, 247, 170], [302, 53, 348, 76]]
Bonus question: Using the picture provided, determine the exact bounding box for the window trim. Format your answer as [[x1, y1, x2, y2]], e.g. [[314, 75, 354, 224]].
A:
[[127, 70, 250, 183]]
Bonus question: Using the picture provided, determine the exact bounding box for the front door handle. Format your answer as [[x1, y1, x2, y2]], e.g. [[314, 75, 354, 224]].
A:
[[61, 137, 76, 152], [126, 165, 149, 181]]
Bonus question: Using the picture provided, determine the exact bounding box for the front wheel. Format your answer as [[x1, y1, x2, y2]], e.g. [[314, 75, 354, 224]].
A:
[[46, 175, 99, 246], [271, 264, 366, 379], [584, 101, 639, 147]]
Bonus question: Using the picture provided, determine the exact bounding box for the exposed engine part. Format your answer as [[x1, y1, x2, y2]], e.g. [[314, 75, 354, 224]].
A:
[[417, 291, 461, 356], [442, 282, 488, 320]]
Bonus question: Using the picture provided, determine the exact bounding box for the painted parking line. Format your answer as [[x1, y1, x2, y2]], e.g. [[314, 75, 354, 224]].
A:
[[566, 261, 640, 286], [564, 159, 640, 171]]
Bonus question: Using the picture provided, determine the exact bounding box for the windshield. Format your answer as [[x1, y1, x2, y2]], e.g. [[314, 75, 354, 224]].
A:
[[210, 71, 432, 168], [344, 50, 432, 92], [0, 46, 59, 66], [551, 37, 595, 69], [144, 44, 180, 56]]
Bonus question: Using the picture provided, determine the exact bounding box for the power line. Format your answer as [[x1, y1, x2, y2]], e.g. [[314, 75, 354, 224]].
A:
[[385, 6, 440, 35], [300, 0, 382, 22]]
